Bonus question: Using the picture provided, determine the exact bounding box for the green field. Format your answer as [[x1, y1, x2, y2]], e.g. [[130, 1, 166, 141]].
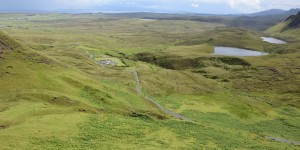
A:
[[0, 13, 299, 149]]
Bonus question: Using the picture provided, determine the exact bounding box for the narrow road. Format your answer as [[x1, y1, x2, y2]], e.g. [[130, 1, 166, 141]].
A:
[[133, 69, 192, 122], [265, 136, 300, 145], [87, 53, 190, 121]]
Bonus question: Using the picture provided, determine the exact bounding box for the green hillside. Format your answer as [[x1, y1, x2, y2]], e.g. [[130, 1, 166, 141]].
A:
[[0, 31, 167, 149], [266, 12, 300, 41]]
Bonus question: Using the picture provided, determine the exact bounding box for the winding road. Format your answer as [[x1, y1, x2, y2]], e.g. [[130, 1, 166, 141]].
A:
[[265, 136, 300, 145], [133, 69, 192, 122]]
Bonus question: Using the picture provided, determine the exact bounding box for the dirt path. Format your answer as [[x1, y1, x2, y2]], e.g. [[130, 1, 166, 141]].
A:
[[86, 51, 192, 121], [133, 69, 192, 122], [265, 136, 300, 145]]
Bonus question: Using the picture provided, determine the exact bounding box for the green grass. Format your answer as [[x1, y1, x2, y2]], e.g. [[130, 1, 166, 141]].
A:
[[0, 13, 299, 149], [29, 114, 299, 149]]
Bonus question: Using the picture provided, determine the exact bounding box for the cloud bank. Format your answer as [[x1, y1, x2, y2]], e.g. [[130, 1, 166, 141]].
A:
[[0, 0, 299, 14]]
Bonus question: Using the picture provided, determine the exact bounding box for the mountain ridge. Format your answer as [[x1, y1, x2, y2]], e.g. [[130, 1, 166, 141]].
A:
[[284, 11, 300, 29]]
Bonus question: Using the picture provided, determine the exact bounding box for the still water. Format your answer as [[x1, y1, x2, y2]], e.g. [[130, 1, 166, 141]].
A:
[[214, 47, 268, 56]]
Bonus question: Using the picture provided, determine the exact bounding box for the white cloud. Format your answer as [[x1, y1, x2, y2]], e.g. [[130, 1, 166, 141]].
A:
[[191, 3, 200, 8], [175, 0, 263, 12], [228, 0, 261, 12]]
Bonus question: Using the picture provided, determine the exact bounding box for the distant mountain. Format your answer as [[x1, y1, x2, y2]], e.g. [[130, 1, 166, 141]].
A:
[[228, 9, 300, 30], [247, 9, 285, 16], [102, 9, 300, 31], [246, 8, 300, 17]]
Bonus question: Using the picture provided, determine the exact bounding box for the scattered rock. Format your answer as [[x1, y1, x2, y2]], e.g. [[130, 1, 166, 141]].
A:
[[96, 60, 117, 66]]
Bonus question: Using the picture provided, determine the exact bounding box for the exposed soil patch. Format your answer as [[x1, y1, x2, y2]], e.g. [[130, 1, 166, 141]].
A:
[[0, 125, 8, 129], [130, 112, 153, 120], [48, 96, 79, 106], [0, 40, 13, 51], [0, 32, 21, 53]]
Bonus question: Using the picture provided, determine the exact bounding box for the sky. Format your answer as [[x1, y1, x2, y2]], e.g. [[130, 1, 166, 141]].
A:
[[0, 0, 300, 14]]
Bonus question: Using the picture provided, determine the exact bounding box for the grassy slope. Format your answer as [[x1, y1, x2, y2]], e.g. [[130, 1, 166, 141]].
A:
[[0, 31, 166, 149], [0, 14, 299, 149], [131, 23, 300, 148], [266, 22, 300, 42]]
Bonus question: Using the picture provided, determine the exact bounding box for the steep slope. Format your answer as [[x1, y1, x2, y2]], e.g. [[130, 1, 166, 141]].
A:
[[266, 11, 300, 42], [284, 12, 300, 29], [0, 31, 21, 55], [0, 31, 165, 149]]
